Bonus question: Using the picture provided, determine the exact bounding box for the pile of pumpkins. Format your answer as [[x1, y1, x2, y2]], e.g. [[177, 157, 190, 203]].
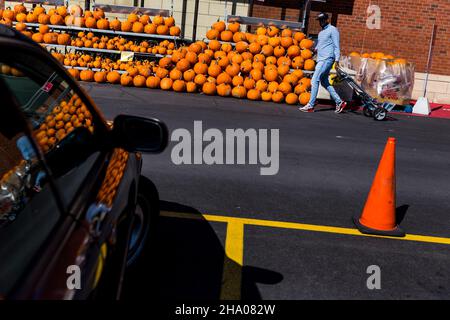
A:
[[65, 30, 315, 105], [0, 63, 25, 77], [348, 51, 408, 64], [0, 3, 181, 36], [34, 93, 94, 153]]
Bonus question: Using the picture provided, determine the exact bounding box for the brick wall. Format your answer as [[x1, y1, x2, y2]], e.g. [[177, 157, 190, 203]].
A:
[[251, 0, 450, 76]]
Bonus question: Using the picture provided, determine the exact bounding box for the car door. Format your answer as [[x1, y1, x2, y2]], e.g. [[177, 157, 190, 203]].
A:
[[0, 34, 136, 299]]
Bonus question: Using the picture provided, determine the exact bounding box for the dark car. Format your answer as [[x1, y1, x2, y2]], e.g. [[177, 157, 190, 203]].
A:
[[0, 25, 168, 299]]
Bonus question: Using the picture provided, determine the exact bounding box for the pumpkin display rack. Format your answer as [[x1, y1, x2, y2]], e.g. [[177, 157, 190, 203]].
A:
[[7, 0, 185, 65]]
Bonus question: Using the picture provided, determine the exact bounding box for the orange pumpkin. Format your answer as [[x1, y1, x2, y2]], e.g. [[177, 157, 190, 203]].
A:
[[144, 23, 157, 34], [106, 71, 121, 84], [31, 32, 44, 43], [244, 77, 255, 90], [194, 74, 207, 86], [300, 38, 314, 50], [216, 72, 232, 85], [16, 12, 27, 23], [232, 86, 247, 99], [292, 56, 305, 69], [267, 26, 279, 37], [272, 91, 284, 103], [280, 37, 293, 49], [250, 68, 263, 81], [206, 28, 219, 40], [176, 59, 191, 72], [50, 14, 64, 25], [170, 26, 181, 36], [186, 81, 197, 93], [146, 76, 161, 89], [240, 60, 252, 73], [183, 69, 196, 82], [299, 92, 311, 105], [212, 20, 226, 32], [278, 82, 292, 95], [80, 69, 94, 82], [160, 77, 173, 90], [172, 79, 186, 92], [294, 32, 306, 42], [120, 74, 133, 86], [68, 68, 80, 80], [110, 18, 121, 31], [202, 81, 216, 95], [225, 63, 240, 77], [301, 49, 313, 59], [157, 25, 169, 35], [121, 21, 132, 32], [194, 62, 208, 75], [255, 79, 268, 92], [169, 68, 183, 80], [304, 59, 316, 71], [274, 46, 285, 57], [248, 42, 261, 55], [97, 18, 109, 30], [220, 30, 233, 42], [233, 32, 246, 43], [247, 89, 261, 101], [14, 3, 26, 14], [285, 93, 298, 105], [57, 33, 71, 45], [153, 15, 164, 26], [261, 91, 272, 102], [132, 21, 144, 33], [85, 17, 96, 28], [15, 22, 26, 31], [267, 81, 279, 93], [208, 62, 221, 78], [232, 75, 244, 87], [217, 83, 231, 97]]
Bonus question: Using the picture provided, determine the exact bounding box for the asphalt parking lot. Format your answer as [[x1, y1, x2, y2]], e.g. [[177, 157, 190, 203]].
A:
[[83, 83, 450, 299]]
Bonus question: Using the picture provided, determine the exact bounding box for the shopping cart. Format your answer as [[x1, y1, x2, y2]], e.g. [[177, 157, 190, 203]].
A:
[[335, 65, 396, 121]]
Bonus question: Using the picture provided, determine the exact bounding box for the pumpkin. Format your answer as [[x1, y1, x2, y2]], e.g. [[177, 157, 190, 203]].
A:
[[264, 66, 278, 82], [278, 82, 292, 95], [227, 21, 240, 33], [232, 75, 244, 87], [164, 16, 175, 27], [56, 6, 68, 17], [232, 86, 246, 99], [220, 30, 233, 42], [144, 23, 157, 34], [170, 79, 185, 91], [136, 14, 149, 25], [176, 58, 190, 72], [57, 33, 71, 45], [194, 62, 208, 75], [93, 71, 106, 83], [283, 74, 299, 86], [92, 8, 105, 20], [70, 4, 84, 17], [80, 69, 94, 82], [194, 74, 207, 85], [216, 72, 232, 85], [301, 49, 313, 59], [146, 76, 161, 88], [157, 25, 169, 35], [300, 38, 314, 50], [233, 32, 246, 43], [212, 20, 226, 32], [280, 37, 293, 48], [256, 27, 266, 36], [261, 45, 274, 57], [216, 83, 231, 97], [287, 45, 301, 58], [271, 91, 284, 103], [132, 21, 144, 33], [267, 81, 279, 93], [300, 77, 311, 89], [221, 42, 233, 53], [207, 62, 221, 78], [294, 84, 308, 95], [285, 93, 298, 105], [2, 8, 15, 21], [235, 41, 248, 53], [43, 32, 58, 44], [160, 77, 173, 90], [48, 13, 63, 25], [277, 64, 290, 77], [265, 56, 277, 65], [248, 42, 261, 55], [256, 79, 268, 92], [202, 81, 216, 95], [183, 69, 196, 82], [155, 67, 169, 79], [16, 12, 27, 23], [304, 59, 316, 71], [240, 60, 252, 73], [261, 91, 272, 101], [250, 69, 263, 81], [170, 26, 181, 36], [110, 18, 121, 31], [120, 20, 132, 32], [225, 63, 240, 77], [31, 32, 44, 43], [153, 15, 164, 26], [14, 3, 27, 14], [68, 68, 80, 80], [252, 61, 265, 71], [273, 46, 285, 58], [186, 81, 197, 93], [268, 37, 280, 47], [188, 42, 202, 54], [97, 18, 109, 30], [15, 22, 26, 31], [119, 74, 133, 86], [299, 92, 311, 105], [244, 77, 255, 90], [26, 12, 37, 23], [217, 56, 229, 68], [169, 68, 183, 80], [294, 32, 306, 42], [208, 39, 221, 51], [33, 5, 45, 17], [85, 17, 96, 28], [206, 29, 219, 40], [106, 71, 121, 84], [292, 56, 304, 69], [247, 89, 261, 101]]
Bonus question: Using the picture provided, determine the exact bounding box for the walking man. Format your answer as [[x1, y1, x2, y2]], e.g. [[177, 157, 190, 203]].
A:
[[299, 12, 347, 113]]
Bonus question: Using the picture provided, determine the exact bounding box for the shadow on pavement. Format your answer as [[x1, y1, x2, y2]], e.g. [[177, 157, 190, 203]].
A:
[[396, 204, 409, 225], [122, 200, 283, 300]]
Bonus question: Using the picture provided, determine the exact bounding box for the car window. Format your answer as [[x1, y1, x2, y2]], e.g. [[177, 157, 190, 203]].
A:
[[0, 91, 62, 296], [0, 58, 102, 209]]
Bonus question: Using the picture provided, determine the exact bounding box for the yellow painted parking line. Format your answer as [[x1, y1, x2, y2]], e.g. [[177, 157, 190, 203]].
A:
[[220, 221, 244, 300], [160, 211, 450, 245]]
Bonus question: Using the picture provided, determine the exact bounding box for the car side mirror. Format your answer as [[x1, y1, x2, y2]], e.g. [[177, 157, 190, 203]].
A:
[[112, 115, 168, 153]]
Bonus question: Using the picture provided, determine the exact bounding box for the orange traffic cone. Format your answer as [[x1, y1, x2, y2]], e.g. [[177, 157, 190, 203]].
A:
[[353, 137, 405, 237]]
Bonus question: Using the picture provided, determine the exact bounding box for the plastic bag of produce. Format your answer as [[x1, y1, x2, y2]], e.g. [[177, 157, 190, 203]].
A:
[[341, 55, 415, 105]]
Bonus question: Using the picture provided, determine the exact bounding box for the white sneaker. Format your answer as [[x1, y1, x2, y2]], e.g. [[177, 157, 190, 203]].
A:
[[335, 101, 347, 113], [298, 103, 314, 113]]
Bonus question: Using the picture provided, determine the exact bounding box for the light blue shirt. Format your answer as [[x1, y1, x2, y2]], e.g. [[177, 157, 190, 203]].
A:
[[316, 24, 340, 62]]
